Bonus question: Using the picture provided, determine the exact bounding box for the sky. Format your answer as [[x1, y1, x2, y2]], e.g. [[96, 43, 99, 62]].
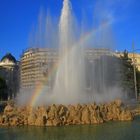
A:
[[0, 0, 140, 60]]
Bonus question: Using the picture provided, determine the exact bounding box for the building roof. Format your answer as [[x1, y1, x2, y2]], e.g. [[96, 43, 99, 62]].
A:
[[1, 53, 16, 63]]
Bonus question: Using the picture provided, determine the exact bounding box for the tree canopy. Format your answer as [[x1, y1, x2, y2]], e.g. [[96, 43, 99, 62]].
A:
[[0, 76, 8, 100], [120, 50, 140, 99]]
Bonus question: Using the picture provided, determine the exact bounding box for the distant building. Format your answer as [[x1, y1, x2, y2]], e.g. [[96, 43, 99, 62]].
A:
[[20, 48, 58, 88], [128, 53, 140, 71], [85, 48, 113, 62], [20, 47, 112, 89], [115, 52, 140, 71], [0, 53, 19, 99]]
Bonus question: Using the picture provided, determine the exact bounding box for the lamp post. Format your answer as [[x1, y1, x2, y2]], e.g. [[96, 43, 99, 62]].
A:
[[132, 43, 140, 100]]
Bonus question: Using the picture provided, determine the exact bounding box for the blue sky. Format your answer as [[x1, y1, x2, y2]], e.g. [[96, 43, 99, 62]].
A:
[[0, 0, 140, 60]]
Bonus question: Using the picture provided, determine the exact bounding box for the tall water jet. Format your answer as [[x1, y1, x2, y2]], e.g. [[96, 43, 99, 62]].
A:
[[51, 0, 86, 104]]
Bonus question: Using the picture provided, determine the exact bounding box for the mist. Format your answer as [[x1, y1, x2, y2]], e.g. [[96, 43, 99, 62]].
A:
[[17, 0, 126, 106]]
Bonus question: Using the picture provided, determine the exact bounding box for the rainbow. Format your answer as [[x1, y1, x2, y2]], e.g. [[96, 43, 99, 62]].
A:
[[29, 62, 58, 107], [28, 21, 111, 107], [29, 83, 44, 107]]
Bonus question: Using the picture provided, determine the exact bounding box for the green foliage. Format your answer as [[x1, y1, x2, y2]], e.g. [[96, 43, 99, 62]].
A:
[[137, 70, 140, 96], [120, 50, 135, 98], [0, 76, 8, 100]]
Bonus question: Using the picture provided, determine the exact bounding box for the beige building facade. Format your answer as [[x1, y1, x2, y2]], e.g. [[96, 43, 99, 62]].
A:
[[20, 47, 112, 89], [115, 52, 140, 71], [128, 53, 140, 71], [20, 48, 58, 88]]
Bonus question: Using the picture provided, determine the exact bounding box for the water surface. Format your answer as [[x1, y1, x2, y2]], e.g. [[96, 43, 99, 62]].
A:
[[0, 117, 140, 140]]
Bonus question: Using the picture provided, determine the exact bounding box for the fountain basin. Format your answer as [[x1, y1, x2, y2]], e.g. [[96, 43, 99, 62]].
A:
[[0, 100, 133, 127]]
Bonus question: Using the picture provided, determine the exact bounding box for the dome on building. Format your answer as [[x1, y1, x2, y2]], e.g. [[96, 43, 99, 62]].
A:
[[1, 53, 16, 64]]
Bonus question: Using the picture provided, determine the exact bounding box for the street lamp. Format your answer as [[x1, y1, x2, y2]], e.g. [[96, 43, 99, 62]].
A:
[[132, 43, 140, 100]]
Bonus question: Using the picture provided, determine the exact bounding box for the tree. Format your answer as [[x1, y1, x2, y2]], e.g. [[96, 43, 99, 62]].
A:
[[0, 76, 8, 100], [120, 50, 135, 99], [136, 69, 140, 97]]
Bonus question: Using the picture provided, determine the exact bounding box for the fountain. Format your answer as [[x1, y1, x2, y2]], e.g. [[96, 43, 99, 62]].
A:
[[0, 0, 134, 128], [51, 0, 86, 104], [17, 0, 123, 106], [47, 0, 122, 105]]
